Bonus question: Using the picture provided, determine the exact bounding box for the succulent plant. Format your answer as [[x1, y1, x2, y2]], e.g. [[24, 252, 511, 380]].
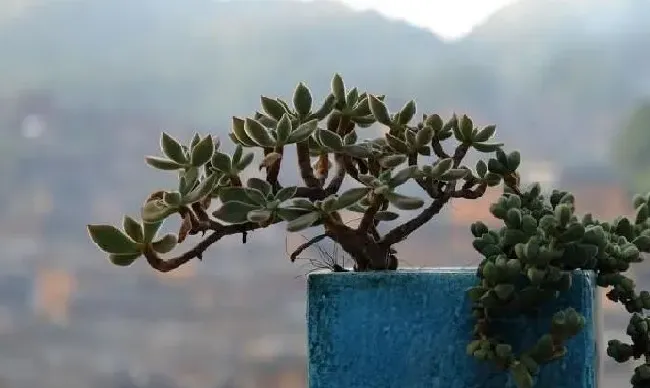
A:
[[87, 74, 518, 272], [468, 184, 650, 387]]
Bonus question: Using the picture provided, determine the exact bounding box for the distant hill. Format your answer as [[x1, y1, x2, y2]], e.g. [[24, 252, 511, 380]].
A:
[[0, 0, 649, 239]]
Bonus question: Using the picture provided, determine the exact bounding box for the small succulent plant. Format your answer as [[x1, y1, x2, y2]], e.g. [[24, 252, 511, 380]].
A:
[[87, 74, 518, 273], [468, 184, 650, 387]]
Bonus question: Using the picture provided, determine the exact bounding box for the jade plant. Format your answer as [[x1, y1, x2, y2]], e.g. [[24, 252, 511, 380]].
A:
[[467, 184, 650, 387], [87, 74, 517, 273]]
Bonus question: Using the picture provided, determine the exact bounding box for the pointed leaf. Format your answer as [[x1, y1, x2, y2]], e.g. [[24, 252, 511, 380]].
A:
[[145, 156, 183, 170], [386, 193, 424, 210], [122, 216, 144, 243], [473, 125, 496, 143], [343, 144, 373, 158], [246, 177, 272, 197], [473, 142, 504, 153], [368, 94, 391, 125], [379, 154, 407, 169], [219, 187, 258, 206], [244, 118, 276, 147], [275, 186, 298, 202], [275, 114, 293, 145], [163, 191, 182, 206], [160, 132, 188, 164], [236, 152, 255, 171], [261, 96, 287, 121], [335, 187, 371, 210], [416, 126, 434, 148], [277, 207, 311, 221], [287, 119, 319, 144], [190, 135, 215, 167], [312, 94, 336, 120], [141, 199, 176, 223], [440, 168, 469, 181], [143, 220, 163, 243], [293, 82, 313, 116], [152, 234, 178, 254], [291, 198, 317, 210], [88, 224, 140, 254], [389, 166, 418, 187], [211, 151, 232, 173], [109, 252, 142, 267], [385, 133, 410, 153], [247, 209, 273, 224], [212, 201, 259, 224], [316, 129, 343, 151], [397, 100, 416, 125], [231, 116, 257, 147], [286, 211, 321, 232], [427, 158, 453, 178], [231, 144, 243, 165], [331, 73, 346, 104], [244, 188, 268, 206], [184, 172, 220, 204]]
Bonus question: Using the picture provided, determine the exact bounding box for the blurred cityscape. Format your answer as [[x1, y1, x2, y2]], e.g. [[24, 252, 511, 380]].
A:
[[1, 0, 650, 387]]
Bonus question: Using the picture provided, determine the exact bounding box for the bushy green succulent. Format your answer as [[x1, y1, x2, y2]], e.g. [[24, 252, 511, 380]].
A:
[[87, 74, 518, 272], [468, 182, 650, 387]]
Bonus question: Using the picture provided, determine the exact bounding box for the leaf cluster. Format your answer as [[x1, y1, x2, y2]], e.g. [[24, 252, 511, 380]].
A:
[[468, 182, 650, 388]]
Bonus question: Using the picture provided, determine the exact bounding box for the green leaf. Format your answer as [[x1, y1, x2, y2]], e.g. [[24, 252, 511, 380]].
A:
[[635, 203, 649, 224], [160, 132, 188, 164], [375, 211, 399, 221], [236, 152, 255, 171], [190, 135, 215, 167], [343, 144, 373, 158], [459, 115, 473, 142], [219, 187, 258, 206], [386, 192, 424, 210], [275, 114, 293, 145], [389, 166, 418, 187], [275, 186, 298, 202], [247, 209, 273, 224], [231, 116, 257, 147], [312, 94, 336, 120], [145, 156, 183, 170], [397, 100, 416, 125], [152, 234, 178, 254], [286, 211, 321, 232], [473, 125, 496, 143], [163, 191, 182, 206], [345, 87, 359, 110], [385, 133, 410, 153], [379, 154, 407, 169], [416, 126, 434, 148], [109, 252, 142, 267], [287, 119, 319, 144], [473, 142, 504, 153], [247, 178, 273, 197], [476, 160, 488, 178], [507, 151, 521, 171], [510, 361, 534, 388], [244, 188, 268, 206], [427, 158, 453, 178], [211, 151, 232, 173], [184, 172, 220, 204], [244, 118, 276, 147], [291, 198, 317, 210], [331, 73, 346, 104], [87, 224, 140, 254], [335, 187, 371, 210], [261, 96, 287, 121], [440, 168, 469, 181], [316, 129, 344, 152], [122, 216, 144, 243], [231, 144, 243, 165], [141, 199, 176, 223], [293, 82, 313, 116], [212, 201, 259, 224], [368, 94, 391, 125], [142, 221, 163, 243], [276, 207, 311, 221]]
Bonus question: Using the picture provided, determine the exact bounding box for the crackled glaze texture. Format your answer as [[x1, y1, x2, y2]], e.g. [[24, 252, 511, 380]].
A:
[[307, 268, 597, 388]]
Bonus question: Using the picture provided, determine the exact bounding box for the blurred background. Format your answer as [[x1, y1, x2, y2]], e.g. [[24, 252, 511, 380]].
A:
[[0, 0, 649, 386]]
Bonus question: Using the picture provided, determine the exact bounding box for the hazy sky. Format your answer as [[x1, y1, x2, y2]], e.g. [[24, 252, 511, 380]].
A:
[[336, 0, 518, 39]]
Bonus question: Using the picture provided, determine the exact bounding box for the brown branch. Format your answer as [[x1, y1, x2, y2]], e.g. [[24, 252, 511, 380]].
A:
[[297, 142, 320, 188], [325, 154, 347, 195], [143, 220, 274, 272], [289, 233, 330, 262], [380, 183, 454, 247], [431, 134, 450, 159], [358, 194, 382, 233], [452, 182, 488, 199], [265, 146, 284, 190]]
